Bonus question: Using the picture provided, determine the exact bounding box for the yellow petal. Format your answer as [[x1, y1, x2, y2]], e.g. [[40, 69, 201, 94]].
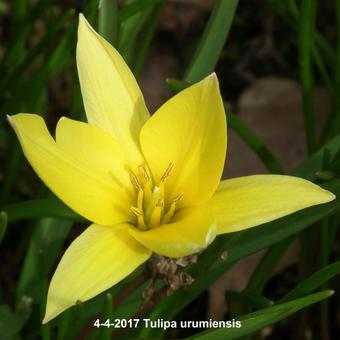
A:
[[140, 73, 226, 208], [43, 223, 151, 323], [77, 14, 149, 168], [128, 206, 216, 258], [9, 114, 133, 225], [210, 175, 336, 234]]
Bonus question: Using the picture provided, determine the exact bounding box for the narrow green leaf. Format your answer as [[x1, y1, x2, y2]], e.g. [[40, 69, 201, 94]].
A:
[[246, 237, 293, 294], [320, 0, 340, 142], [0, 0, 52, 71], [0, 304, 30, 340], [225, 291, 273, 309], [227, 111, 283, 174], [279, 261, 340, 303], [16, 218, 73, 302], [1, 9, 75, 95], [99, 293, 114, 340], [0, 211, 7, 244], [4, 197, 85, 223], [298, 0, 317, 154], [185, 0, 239, 82], [293, 134, 340, 180], [188, 290, 333, 339], [118, 0, 151, 64], [119, 0, 162, 22], [98, 0, 118, 45], [132, 1, 165, 75]]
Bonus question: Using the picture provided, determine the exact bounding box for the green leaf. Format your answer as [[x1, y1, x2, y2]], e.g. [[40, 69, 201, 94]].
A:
[[227, 111, 283, 174], [245, 237, 293, 294], [279, 261, 340, 303], [185, 0, 239, 82], [16, 218, 73, 302], [119, 0, 162, 22], [118, 0, 151, 64], [188, 290, 333, 339], [132, 1, 165, 75], [99, 293, 114, 340], [0, 304, 30, 340], [298, 0, 317, 154], [4, 197, 85, 223], [225, 291, 273, 310], [293, 134, 340, 180], [98, 0, 118, 45], [0, 211, 7, 244]]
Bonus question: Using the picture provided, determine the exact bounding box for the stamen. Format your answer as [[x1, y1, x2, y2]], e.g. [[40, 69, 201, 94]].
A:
[[137, 189, 144, 211], [145, 186, 161, 223], [129, 172, 142, 191], [160, 163, 174, 182], [162, 192, 184, 224], [130, 206, 146, 229], [143, 182, 152, 202], [138, 165, 150, 182], [149, 199, 164, 227]]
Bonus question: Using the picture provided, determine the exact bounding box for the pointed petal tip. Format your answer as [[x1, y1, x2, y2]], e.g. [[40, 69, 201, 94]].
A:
[[327, 191, 336, 201], [42, 310, 56, 325], [78, 13, 87, 25], [6, 114, 13, 127], [78, 13, 91, 34]]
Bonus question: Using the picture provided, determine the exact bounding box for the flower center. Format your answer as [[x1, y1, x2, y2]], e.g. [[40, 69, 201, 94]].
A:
[[130, 163, 183, 230]]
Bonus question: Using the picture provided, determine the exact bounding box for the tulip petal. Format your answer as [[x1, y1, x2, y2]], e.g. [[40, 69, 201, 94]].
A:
[[128, 206, 216, 258], [140, 73, 226, 208], [43, 223, 151, 323], [210, 175, 336, 234], [9, 114, 134, 225], [77, 14, 149, 168]]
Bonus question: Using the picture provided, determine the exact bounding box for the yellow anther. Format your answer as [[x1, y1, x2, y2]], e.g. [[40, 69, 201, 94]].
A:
[[130, 206, 147, 229], [159, 181, 165, 200], [129, 172, 142, 191], [130, 206, 143, 216], [138, 165, 150, 183], [173, 192, 184, 203], [160, 163, 174, 182], [162, 192, 184, 224]]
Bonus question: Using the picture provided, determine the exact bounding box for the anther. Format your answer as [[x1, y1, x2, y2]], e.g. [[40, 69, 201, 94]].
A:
[[129, 172, 142, 191], [162, 192, 184, 224], [160, 163, 174, 182], [130, 206, 147, 229], [130, 206, 143, 216], [138, 165, 150, 182], [173, 192, 184, 203]]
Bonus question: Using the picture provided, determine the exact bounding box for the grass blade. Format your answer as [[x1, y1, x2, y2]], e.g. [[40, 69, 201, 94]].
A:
[[185, 0, 239, 82], [188, 290, 333, 339], [0, 211, 7, 244], [279, 261, 340, 303], [98, 0, 118, 45], [298, 0, 317, 154]]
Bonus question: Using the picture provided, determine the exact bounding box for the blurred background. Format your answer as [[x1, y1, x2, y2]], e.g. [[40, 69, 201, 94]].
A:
[[1, 0, 340, 339]]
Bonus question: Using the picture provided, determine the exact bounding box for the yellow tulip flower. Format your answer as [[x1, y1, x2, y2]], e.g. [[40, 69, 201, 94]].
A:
[[8, 15, 335, 323]]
